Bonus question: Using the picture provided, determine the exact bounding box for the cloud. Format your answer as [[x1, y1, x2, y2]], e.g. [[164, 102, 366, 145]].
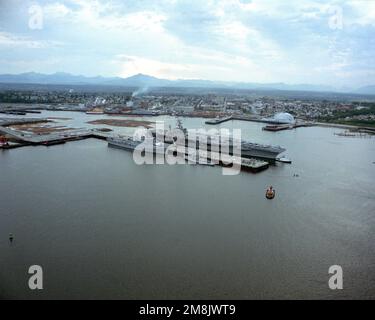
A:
[[115, 54, 232, 80], [0, 0, 374, 87], [43, 2, 72, 19], [114, 49, 280, 83], [42, 0, 166, 33], [345, 0, 375, 26], [0, 31, 62, 48], [0, 57, 61, 73]]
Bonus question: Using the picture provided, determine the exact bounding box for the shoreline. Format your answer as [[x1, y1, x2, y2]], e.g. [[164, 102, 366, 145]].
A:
[[1, 106, 375, 132]]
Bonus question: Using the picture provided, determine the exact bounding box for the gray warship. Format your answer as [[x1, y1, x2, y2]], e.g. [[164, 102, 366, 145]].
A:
[[160, 119, 286, 160]]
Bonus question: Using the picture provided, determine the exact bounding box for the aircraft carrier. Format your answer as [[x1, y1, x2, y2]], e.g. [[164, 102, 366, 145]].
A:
[[110, 120, 286, 161], [161, 120, 286, 160]]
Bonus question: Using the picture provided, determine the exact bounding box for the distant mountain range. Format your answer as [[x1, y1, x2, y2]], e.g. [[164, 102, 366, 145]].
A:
[[0, 72, 373, 95]]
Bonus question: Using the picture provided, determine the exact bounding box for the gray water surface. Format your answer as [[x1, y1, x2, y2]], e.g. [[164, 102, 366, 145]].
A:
[[1, 115, 375, 299]]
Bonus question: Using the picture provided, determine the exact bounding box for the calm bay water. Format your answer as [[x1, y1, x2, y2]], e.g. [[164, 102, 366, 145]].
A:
[[0, 113, 375, 299]]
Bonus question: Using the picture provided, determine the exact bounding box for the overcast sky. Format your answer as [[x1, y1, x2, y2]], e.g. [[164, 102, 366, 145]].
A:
[[0, 0, 374, 87]]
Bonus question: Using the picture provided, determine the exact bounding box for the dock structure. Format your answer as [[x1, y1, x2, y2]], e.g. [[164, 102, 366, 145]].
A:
[[0, 125, 111, 147], [0, 108, 43, 115], [262, 122, 314, 132], [0, 141, 27, 150], [1, 117, 270, 173], [315, 121, 375, 133], [205, 116, 233, 125], [177, 147, 269, 173], [231, 115, 273, 123], [210, 115, 316, 128], [205, 115, 264, 125], [0, 126, 87, 144], [203, 114, 314, 132], [0, 117, 48, 127]]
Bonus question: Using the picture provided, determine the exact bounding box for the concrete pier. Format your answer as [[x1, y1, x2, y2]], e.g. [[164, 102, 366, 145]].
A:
[[205, 116, 233, 125], [0, 125, 110, 148]]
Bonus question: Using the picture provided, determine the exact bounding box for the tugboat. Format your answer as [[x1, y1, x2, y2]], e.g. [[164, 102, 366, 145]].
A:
[[266, 186, 275, 199]]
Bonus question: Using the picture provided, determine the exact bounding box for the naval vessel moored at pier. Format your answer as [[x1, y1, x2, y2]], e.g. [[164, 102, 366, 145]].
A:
[[158, 120, 286, 161]]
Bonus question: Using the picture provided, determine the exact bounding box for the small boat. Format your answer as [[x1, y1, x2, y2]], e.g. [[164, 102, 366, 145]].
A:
[[277, 156, 292, 164], [266, 186, 275, 199], [262, 124, 291, 131]]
